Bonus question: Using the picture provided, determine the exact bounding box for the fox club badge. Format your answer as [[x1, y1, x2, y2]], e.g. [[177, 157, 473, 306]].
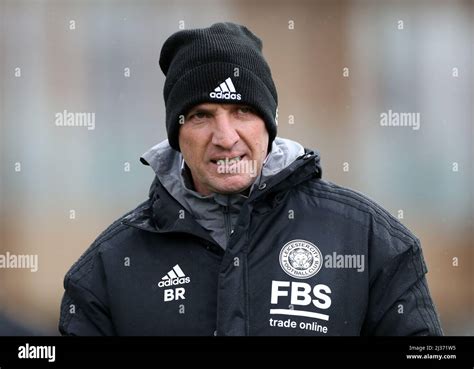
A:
[[279, 239, 323, 279]]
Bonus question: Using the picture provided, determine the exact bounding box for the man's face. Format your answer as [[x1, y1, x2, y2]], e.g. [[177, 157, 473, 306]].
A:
[[179, 103, 269, 196]]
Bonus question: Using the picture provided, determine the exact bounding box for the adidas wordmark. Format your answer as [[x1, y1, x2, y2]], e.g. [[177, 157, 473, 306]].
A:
[[209, 77, 241, 100], [158, 264, 191, 288]]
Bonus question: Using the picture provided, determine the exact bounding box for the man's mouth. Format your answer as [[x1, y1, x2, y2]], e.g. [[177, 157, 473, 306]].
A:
[[211, 155, 246, 165]]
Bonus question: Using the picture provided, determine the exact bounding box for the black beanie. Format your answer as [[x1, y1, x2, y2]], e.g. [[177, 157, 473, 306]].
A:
[[159, 22, 278, 152]]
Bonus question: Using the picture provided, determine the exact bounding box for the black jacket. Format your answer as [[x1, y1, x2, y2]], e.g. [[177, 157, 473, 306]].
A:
[[59, 150, 443, 336]]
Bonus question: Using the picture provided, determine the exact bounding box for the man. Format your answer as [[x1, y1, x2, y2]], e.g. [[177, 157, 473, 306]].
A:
[[59, 22, 443, 336]]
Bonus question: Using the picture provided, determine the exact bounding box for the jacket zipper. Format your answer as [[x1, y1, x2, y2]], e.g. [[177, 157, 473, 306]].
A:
[[222, 204, 232, 244]]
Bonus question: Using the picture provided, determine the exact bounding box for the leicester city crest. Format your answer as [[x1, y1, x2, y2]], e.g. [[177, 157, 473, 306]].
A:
[[279, 239, 323, 279]]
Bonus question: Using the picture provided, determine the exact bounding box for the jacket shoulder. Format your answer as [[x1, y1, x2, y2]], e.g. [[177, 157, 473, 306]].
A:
[[299, 178, 418, 246], [64, 200, 149, 284]]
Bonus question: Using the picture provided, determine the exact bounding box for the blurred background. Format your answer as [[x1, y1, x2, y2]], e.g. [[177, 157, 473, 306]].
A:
[[0, 0, 472, 335]]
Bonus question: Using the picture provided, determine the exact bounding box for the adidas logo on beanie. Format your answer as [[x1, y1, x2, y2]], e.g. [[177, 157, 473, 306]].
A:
[[159, 22, 278, 152]]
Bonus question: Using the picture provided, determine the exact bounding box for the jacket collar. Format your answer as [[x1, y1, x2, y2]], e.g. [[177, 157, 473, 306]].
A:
[[122, 144, 322, 239]]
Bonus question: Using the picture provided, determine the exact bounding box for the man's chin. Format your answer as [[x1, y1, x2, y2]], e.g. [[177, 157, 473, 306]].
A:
[[210, 177, 254, 195]]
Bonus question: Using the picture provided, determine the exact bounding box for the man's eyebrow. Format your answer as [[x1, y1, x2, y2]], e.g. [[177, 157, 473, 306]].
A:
[[186, 106, 215, 117]]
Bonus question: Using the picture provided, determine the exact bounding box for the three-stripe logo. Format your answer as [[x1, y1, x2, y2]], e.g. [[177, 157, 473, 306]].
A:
[[209, 77, 242, 100], [158, 264, 191, 288]]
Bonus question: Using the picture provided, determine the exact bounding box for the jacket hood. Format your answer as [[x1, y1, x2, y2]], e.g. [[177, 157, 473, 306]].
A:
[[136, 137, 321, 248]]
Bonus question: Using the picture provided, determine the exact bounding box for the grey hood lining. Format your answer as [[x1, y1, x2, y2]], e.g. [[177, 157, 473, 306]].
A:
[[140, 137, 305, 248]]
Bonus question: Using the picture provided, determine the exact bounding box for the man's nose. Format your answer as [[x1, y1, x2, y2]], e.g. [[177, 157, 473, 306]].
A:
[[211, 113, 239, 149]]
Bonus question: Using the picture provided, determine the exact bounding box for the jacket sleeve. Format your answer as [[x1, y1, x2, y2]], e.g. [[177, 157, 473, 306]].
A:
[[362, 237, 443, 336], [59, 248, 116, 336]]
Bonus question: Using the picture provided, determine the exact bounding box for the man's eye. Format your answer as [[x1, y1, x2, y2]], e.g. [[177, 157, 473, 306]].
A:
[[188, 112, 208, 120]]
